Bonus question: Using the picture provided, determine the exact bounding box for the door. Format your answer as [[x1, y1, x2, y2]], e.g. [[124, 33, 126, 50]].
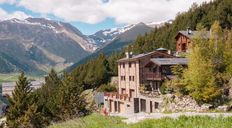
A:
[[140, 99, 146, 112], [134, 98, 139, 113], [114, 101, 118, 112], [150, 101, 153, 113]]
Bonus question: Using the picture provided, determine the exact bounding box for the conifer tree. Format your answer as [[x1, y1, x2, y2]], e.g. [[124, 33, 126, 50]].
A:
[[58, 74, 86, 120], [6, 72, 32, 127], [36, 69, 61, 120], [18, 104, 48, 128]]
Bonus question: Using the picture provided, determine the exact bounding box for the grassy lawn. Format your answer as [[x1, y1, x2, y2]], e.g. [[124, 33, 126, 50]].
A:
[[49, 113, 232, 128]]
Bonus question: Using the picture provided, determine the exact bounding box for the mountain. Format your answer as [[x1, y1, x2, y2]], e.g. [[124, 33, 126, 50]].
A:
[[97, 22, 153, 54], [66, 22, 154, 72], [0, 18, 97, 74], [88, 24, 136, 47], [146, 20, 173, 28]]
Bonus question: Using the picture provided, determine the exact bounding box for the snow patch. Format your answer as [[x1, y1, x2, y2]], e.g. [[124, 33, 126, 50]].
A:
[[102, 24, 135, 36]]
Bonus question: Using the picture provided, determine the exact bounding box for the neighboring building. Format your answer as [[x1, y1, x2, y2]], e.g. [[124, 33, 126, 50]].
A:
[[2, 80, 44, 97], [104, 50, 188, 114], [175, 29, 210, 53]]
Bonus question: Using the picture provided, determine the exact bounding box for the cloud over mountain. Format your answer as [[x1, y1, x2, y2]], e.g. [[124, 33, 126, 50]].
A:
[[0, 8, 31, 20], [1, 0, 211, 24]]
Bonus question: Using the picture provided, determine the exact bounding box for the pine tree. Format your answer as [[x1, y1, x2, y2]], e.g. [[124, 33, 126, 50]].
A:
[[6, 72, 32, 127], [36, 69, 61, 120], [58, 74, 86, 120], [17, 104, 49, 128]]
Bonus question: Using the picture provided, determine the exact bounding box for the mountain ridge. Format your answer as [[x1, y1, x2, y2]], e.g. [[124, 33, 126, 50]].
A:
[[0, 18, 92, 74], [0, 18, 168, 74]]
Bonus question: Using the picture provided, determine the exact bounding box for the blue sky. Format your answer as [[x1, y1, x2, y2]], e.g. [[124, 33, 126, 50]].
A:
[[0, 0, 211, 35]]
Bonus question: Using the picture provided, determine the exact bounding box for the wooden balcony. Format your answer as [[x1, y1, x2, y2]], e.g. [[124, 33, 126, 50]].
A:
[[144, 72, 162, 80]]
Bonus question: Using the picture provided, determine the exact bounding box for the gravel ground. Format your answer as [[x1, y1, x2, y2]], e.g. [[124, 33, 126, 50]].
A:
[[110, 112, 232, 124]]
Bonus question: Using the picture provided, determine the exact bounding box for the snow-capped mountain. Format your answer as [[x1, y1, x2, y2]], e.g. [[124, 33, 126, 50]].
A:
[[88, 22, 149, 47], [0, 18, 95, 74], [146, 20, 173, 28], [14, 18, 98, 52], [67, 22, 154, 71], [0, 18, 168, 74]]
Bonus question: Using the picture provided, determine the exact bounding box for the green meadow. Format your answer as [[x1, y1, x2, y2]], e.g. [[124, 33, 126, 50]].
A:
[[49, 113, 232, 128], [0, 73, 43, 84]]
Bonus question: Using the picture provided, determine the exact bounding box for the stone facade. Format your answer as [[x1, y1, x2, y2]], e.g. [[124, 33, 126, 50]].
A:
[[104, 51, 174, 114], [104, 51, 190, 114]]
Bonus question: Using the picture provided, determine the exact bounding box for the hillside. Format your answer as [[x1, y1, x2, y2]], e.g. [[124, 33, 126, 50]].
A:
[[0, 18, 96, 74], [66, 22, 153, 72], [131, 0, 232, 53]]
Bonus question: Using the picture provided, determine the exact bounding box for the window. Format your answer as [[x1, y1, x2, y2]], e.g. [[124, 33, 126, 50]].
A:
[[121, 76, 126, 81], [129, 62, 132, 68], [154, 102, 159, 109], [129, 76, 134, 81], [121, 88, 126, 94], [129, 89, 135, 97], [122, 63, 125, 68]]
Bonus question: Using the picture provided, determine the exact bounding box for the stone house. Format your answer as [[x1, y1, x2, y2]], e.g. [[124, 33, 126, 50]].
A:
[[104, 50, 188, 114]]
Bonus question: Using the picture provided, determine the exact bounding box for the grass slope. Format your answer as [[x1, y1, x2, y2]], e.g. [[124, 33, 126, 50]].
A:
[[49, 113, 232, 128]]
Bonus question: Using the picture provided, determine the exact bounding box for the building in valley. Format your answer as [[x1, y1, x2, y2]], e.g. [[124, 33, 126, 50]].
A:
[[104, 50, 188, 114], [2, 80, 44, 97], [175, 29, 210, 53]]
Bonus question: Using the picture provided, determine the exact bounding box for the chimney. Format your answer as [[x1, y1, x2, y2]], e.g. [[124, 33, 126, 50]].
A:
[[129, 52, 133, 57], [125, 52, 129, 58], [168, 50, 171, 55], [125, 52, 133, 58], [187, 28, 192, 35]]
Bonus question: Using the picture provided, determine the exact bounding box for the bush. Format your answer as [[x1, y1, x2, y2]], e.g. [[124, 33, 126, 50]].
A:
[[97, 83, 117, 92]]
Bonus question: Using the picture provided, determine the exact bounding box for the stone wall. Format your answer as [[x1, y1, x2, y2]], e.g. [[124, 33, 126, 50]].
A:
[[160, 94, 201, 112], [160, 94, 232, 112]]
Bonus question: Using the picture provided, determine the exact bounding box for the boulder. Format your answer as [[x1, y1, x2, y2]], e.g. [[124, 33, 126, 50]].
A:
[[200, 104, 213, 111], [216, 105, 231, 112], [161, 95, 201, 112]]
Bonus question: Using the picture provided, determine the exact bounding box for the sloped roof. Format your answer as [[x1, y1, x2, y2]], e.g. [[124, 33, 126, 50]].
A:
[[176, 30, 210, 39], [118, 51, 173, 62], [156, 47, 168, 51], [150, 58, 188, 66]]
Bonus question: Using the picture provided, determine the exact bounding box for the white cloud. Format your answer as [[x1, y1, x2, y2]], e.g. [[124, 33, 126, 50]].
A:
[[16, 0, 211, 24], [0, 8, 31, 20], [102, 0, 212, 24], [0, 0, 16, 4], [18, 0, 106, 24]]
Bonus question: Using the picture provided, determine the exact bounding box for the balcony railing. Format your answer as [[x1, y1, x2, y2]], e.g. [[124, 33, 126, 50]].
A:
[[104, 92, 130, 101], [144, 72, 162, 80]]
